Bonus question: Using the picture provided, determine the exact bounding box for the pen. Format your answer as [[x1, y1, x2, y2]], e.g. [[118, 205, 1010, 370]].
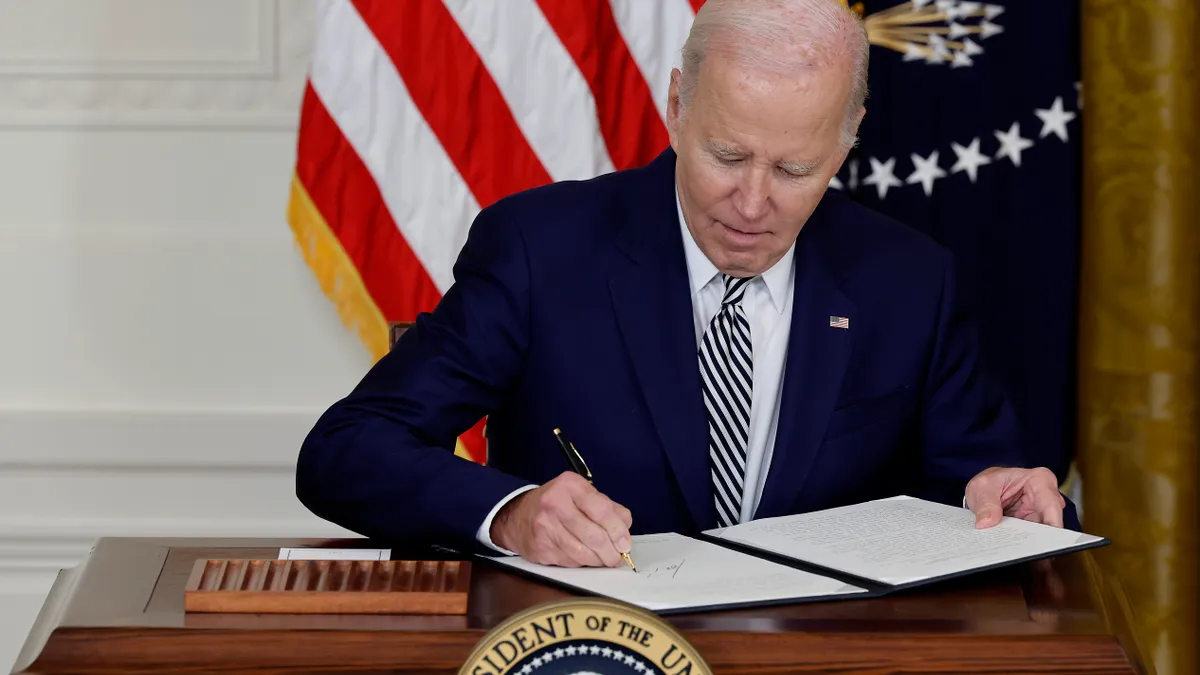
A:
[[553, 428, 637, 572]]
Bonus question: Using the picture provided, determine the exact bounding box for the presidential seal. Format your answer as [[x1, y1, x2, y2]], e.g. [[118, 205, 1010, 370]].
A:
[[459, 597, 711, 675]]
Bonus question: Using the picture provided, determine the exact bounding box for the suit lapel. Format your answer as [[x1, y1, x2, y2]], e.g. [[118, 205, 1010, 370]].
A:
[[755, 215, 856, 520], [609, 151, 715, 531]]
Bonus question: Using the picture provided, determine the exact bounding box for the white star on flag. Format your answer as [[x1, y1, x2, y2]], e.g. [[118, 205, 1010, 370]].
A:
[[950, 138, 991, 182], [907, 150, 947, 196], [828, 175, 844, 190], [863, 157, 902, 199], [994, 122, 1034, 166], [1035, 96, 1076, 142]]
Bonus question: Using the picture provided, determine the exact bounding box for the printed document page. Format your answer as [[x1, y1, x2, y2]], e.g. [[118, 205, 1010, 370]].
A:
[[483, 532, 867, 612], [704, 496, 1105, 586]]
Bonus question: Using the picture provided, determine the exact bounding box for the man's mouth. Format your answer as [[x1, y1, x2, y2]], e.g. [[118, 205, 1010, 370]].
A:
[[719, 221, 765, 241]]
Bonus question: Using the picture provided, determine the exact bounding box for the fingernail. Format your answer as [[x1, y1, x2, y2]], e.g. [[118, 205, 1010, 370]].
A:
[[617, 537, 631, 551]]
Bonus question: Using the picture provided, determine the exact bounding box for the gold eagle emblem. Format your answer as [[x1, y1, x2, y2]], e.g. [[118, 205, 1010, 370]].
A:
[[839, 0, 1006, 67]]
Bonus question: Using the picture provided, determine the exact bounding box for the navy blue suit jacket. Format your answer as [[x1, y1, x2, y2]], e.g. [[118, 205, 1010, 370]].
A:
[[297, 148, 1079, 551]]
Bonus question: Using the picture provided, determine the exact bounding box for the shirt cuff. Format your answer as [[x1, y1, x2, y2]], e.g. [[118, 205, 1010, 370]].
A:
[[476, 484, 539, 555]]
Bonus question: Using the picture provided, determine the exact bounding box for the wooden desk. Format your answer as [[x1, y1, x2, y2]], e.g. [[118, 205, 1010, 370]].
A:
[[12, 537, 1146, 674]]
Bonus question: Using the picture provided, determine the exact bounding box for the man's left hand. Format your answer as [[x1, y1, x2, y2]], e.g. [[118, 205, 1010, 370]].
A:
[[965, 466, 1065, 529]]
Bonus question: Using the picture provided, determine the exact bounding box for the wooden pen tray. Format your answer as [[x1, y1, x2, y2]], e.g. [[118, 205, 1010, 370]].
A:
[[184, 558, 471, 614]]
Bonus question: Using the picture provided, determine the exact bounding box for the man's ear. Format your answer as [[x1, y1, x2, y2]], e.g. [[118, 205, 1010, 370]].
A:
[[666, 68, 683, 150], [835, 106, 867, 167]]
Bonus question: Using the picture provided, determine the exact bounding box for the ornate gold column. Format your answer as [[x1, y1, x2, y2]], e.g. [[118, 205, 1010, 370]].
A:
[[1078, 2, 1198, 674]]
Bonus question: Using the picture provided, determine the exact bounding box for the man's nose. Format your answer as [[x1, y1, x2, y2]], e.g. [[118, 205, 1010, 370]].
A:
[[733, 168, 771, 222]]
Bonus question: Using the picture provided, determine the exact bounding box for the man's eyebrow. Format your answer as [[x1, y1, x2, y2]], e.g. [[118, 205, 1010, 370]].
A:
[[704, 141, 819, 173], [778, 159, 821, 174], [704, 140, 743, 156]]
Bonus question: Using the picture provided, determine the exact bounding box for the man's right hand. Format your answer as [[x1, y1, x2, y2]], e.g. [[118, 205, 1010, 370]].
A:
[[490, 472, 633, 567]]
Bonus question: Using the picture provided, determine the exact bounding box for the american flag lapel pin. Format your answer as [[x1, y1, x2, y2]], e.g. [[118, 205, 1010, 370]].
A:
[[829, 315, 850, 329]]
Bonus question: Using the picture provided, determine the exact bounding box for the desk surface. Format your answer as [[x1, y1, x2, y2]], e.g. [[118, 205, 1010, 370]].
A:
[[13, 536, 1147, 674]]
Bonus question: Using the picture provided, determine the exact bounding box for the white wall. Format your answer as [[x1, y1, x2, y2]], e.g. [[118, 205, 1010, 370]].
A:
[[0, 1, 371, 670]]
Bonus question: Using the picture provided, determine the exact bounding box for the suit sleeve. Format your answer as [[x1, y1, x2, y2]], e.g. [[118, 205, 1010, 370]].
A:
[[295, 199, 536, 550], [917, 254, 1081, 530], [917, 253, 1028, 501]]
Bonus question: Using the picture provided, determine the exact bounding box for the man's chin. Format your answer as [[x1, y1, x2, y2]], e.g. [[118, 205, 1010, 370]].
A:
[[714, 253, 768, 277]]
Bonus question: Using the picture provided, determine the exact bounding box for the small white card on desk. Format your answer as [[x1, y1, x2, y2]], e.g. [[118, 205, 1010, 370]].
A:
[[278, 547, 391, 561]]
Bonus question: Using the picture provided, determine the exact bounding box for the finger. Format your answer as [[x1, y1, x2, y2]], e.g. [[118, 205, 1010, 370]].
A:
[[549, 519, 608, 567], [1030, 475, 1065, 528], [1040, 497, 1064, 528], [969, 488, 1004, 529], [576, 491, 633, 554], [530, 488, 604, 567], [616, 503, 633, 529], [560, 495, 623, 567]]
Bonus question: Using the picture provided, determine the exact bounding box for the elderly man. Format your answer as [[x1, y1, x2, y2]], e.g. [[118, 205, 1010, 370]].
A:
[[296, 0, 1075, 568]]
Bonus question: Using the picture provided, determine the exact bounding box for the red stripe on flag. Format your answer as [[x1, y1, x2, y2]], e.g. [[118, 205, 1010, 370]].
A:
[[352, 0, 553, 207], [689, 0, 706, 14], [536, 0, 670, 170], [295, 83, 442, 322]]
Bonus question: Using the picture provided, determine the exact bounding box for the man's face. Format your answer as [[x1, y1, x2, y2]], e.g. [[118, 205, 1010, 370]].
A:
[[667, 54, 860, 277]]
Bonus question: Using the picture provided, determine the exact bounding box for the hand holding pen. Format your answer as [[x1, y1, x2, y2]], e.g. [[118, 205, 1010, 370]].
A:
[[486, 431, 635, 570], [553, 428, 637, 571]]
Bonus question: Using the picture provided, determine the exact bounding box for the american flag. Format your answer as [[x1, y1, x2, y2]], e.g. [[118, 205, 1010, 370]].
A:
[[286, 0, 706, 463]]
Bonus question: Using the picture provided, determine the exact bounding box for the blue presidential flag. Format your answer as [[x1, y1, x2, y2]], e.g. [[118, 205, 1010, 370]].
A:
[[832, 0, 1082, 480]]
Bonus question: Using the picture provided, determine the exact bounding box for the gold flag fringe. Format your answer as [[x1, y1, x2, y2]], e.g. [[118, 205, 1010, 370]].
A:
[[285, 173, 473, 461], [286, 173, 390, 361]]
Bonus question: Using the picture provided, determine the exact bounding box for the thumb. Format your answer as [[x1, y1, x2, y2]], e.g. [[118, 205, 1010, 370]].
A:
[[971, 493, 1003, 529]]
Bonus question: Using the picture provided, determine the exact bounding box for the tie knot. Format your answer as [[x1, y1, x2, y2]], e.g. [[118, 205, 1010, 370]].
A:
[[721, 274, 752, 305]]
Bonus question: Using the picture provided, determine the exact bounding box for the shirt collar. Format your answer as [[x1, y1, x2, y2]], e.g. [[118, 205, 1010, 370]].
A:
[[675, 185, 795, 314]]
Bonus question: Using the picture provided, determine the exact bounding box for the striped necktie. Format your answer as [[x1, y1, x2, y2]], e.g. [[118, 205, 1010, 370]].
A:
[[699, 274, 754, 527]]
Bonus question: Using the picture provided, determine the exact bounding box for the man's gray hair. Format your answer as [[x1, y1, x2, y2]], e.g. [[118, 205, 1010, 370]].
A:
[[678, 0, 870, 150]]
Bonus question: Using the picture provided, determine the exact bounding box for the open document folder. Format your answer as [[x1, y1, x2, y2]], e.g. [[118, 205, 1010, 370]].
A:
[[481, 496, 1109, 614]]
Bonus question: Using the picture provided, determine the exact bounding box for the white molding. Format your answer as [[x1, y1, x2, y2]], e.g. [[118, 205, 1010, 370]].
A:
[[0, 408, 358, 583], [0, 408, 325, 469], [0, 0, 314, 130], [0, 1, 277, 78]]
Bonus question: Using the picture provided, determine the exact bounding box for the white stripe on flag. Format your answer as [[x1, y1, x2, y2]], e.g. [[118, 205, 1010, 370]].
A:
[[608, 0, 697, 124], [310, 0, 479, 293], [442, 0, 616, 181]]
